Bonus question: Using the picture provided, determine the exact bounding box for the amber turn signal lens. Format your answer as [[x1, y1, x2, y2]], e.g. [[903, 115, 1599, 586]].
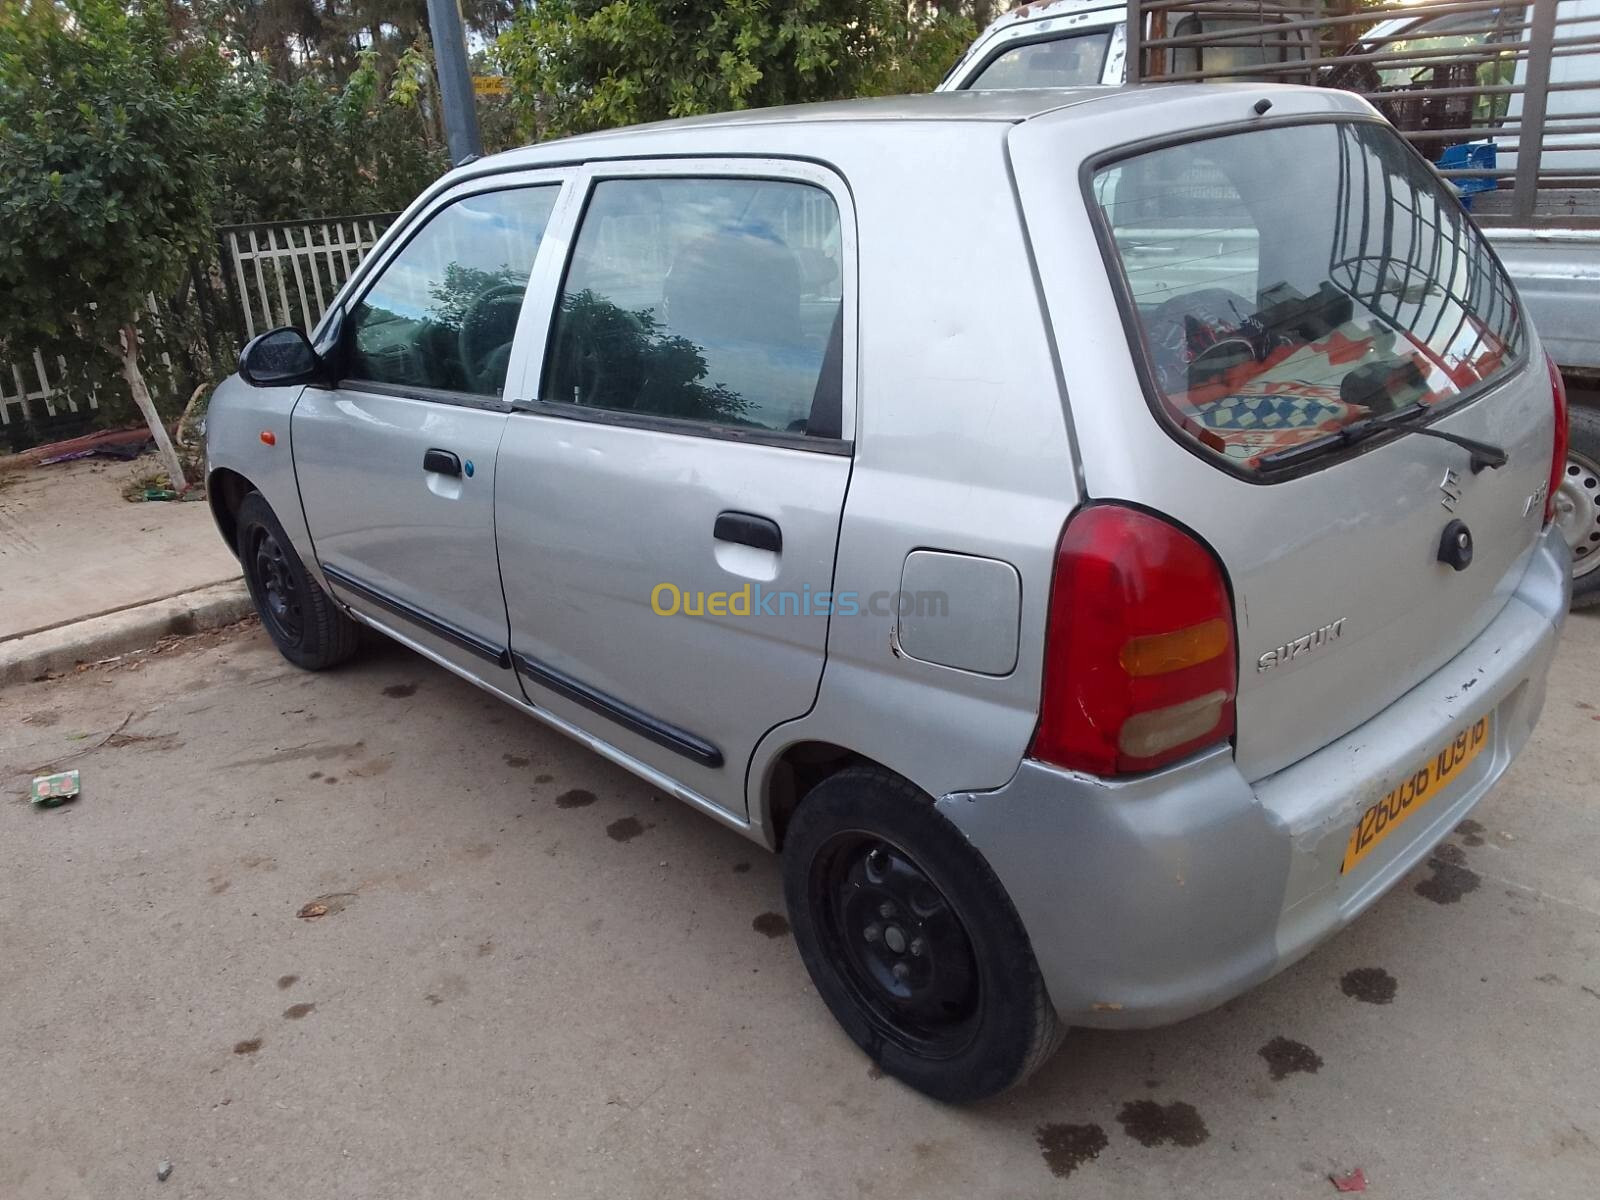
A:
[[260, 430, 277, 446], [1119, 618, 1231, 677]]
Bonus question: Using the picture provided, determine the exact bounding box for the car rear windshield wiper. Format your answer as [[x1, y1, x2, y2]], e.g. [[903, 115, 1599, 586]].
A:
[[1258, 403, 1509, 474]]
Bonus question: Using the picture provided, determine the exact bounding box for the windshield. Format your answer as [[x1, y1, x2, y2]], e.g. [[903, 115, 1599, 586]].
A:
[[1091, 120, 1522, 474], [965, 30, 1111, 89]]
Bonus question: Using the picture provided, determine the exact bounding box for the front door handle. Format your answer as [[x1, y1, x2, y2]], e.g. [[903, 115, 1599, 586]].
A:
[[423, 448, 462, 477], [714, 511, 782, 553]]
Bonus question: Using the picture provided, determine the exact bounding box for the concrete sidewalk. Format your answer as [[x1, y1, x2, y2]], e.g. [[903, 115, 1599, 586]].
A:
[[0, 454, 251, 682]]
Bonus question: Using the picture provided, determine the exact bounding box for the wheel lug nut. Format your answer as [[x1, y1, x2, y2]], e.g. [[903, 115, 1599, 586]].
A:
[[909, 938, 925, 957], [878, 901, 895, 919], [892, 962, 911, 982], [863, 923, 881, 943]]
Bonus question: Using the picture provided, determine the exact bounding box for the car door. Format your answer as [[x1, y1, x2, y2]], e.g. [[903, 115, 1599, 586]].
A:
[[496, 161, 856, 818], [293, 174, 568, 695]]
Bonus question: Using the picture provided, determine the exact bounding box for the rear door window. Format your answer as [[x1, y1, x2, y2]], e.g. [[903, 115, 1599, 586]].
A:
[[542, 177, 843, 438], [1090, 120, 1522, 474]]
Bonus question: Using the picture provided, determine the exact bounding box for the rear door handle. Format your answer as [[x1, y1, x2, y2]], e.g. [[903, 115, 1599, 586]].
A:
[[423, 448, 461, 477], [714, 511, 782, 553]]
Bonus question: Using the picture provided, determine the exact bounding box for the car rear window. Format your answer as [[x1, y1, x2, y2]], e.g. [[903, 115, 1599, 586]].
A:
[[1091, 120, 1523, 474]]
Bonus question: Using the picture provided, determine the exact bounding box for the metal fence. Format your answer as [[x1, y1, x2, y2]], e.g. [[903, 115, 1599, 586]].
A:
[[1125, 0, 1600, 226], [217, 212, 399, 342]]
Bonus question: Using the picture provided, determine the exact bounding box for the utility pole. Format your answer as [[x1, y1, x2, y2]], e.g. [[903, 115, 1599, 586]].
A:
[[426, 0, 484, 165]]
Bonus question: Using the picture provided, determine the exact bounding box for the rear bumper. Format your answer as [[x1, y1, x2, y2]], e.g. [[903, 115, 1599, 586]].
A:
[[937, 525, 1570, 1028]]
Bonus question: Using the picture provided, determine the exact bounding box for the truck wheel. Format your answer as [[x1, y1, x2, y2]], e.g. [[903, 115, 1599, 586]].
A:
[[236, 491, 360, 669], [1560, 406, 1600, 609], [781, 766, 1063, 1103]]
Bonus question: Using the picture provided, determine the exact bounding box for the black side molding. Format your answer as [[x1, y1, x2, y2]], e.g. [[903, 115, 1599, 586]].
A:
[[320, 564, 511, 669], [512, 651, 724, 769]]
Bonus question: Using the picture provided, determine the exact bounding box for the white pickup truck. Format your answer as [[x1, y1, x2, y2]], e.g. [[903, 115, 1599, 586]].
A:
[[941, 0, 1600, 604]]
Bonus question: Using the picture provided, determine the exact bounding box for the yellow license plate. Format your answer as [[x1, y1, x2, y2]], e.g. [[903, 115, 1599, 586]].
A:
[[1341, 716, 1491, 874]]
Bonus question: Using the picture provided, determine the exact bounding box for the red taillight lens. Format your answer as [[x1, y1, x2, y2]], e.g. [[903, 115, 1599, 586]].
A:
[[1031, 504, 1238, 776], [1546, 352, 1568, 526]]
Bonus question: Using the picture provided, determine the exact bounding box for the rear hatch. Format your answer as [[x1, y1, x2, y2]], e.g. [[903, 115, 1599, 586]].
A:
[[1012, 102, 1555, 780]]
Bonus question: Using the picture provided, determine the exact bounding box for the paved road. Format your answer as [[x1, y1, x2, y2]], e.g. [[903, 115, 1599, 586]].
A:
[[4, 614, 1598, 1199]]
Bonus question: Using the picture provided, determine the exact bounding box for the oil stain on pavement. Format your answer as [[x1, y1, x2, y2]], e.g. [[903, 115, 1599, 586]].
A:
[[752, 912, 790, 938], [555, 788, 596, 809], [1341, 966, 1397, 1004], [1116, 1100, 1209, 1147], [1034, 1123, 1109, 1178], [1415, 843, 1482, 904], [606, 817, 646, 843], [283, 1003, 315, 1020], [1258, 1036, 1324, 1081]]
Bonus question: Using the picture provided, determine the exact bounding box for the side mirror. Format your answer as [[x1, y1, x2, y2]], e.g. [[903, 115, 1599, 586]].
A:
[[239, 327, 323, 387]]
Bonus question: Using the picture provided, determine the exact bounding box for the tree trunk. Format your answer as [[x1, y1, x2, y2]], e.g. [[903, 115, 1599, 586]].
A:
[[119, 324, 190, 495]]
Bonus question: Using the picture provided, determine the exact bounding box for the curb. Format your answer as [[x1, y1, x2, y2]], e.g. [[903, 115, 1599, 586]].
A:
[[0, 581, 255, 687]]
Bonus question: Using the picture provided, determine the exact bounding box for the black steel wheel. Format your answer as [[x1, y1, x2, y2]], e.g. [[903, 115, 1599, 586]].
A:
[[235, 491, 360, 670], [783, 766, 1063, 1103], [249, 524, 305, 646], [810, 832, 981, 1060]]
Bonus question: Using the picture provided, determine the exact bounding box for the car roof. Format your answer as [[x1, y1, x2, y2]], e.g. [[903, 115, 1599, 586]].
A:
[[476, 87, 1124, 169], [460, 83, 1375, 177]]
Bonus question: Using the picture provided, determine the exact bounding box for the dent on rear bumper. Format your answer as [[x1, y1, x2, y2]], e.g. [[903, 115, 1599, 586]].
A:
[[938, 527, 1569, 1029]]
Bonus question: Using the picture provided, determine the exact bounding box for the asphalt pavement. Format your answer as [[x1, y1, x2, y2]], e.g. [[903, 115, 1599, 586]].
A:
[[3, 614, 1597, 1199]]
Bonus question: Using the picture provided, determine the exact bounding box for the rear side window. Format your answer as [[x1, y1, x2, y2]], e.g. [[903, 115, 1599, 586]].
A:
[[966, 31, 1111, 89], [1091, 121, 1522, 474], [543, 177, 843, 438]]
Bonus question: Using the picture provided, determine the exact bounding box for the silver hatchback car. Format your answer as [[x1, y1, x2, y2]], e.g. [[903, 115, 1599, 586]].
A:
[[207, 85, 1569, 1102]]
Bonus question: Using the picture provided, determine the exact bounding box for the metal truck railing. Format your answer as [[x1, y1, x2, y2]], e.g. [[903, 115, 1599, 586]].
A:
[[1124, 0, 1600, 226]]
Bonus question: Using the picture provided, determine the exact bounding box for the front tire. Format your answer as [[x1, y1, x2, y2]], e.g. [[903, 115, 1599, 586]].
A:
[[236, 491, 359, 670], [782, 766, 1063, 1103]]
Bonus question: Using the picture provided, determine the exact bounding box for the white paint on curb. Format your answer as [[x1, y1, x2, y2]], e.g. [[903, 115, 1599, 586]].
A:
[[0, 580, 254, 687]]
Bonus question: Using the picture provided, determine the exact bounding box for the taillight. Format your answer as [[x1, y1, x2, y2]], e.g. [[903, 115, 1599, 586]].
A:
[[1546, 352, 1568, 525], [1031, 504, 1238, 776]]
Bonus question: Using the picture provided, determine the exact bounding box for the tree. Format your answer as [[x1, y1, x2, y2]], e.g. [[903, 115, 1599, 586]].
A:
[[0, 0, 223, 485], [496, 0, 976, 141]]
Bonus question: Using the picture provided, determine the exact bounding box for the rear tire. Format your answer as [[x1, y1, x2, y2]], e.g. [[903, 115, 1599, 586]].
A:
[[1562, 405, 1600, 609], [781, 766, 1063, 1103], [236, 491, 359, 670]]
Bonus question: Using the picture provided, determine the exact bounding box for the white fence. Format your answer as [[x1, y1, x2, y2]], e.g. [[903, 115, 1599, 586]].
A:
[[1, 294, 169, 430], [220, 213, 398, 341], [0, 349, 91, 429], [0, 212, 399, 439]]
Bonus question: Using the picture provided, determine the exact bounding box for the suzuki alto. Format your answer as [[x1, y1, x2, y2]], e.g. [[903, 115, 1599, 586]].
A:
[[206, 84, 1569, 1102]]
